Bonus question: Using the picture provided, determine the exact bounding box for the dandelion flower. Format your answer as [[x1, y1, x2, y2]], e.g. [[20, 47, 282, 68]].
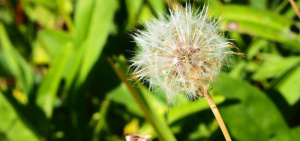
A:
[[129, 4, 245, 141], [130, 4, 243, 103]]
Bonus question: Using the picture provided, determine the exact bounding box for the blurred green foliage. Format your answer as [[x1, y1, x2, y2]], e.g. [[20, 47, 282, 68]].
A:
[[0, 0, 300, 140]]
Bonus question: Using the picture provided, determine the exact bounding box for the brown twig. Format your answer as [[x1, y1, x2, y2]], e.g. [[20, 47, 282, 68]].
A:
[[289, 0, 300, 19], [204, 90, 232, 141]]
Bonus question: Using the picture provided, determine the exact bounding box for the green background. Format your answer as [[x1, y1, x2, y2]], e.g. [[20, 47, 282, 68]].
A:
[[0, 0, 300, 140]]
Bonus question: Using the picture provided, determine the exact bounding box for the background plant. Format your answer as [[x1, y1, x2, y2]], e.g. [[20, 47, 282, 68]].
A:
[[0, 0, 300, 141]]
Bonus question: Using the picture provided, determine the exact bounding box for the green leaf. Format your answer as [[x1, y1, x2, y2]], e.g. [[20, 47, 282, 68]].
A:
[[0, 23, 34, 95], [36, 29, 73, 117], [284, 0, 300, 19], [21, 0, 57, 10], [33, 42, 51, 65], [147, 0, 164, 15], [92, 100, 110, 141], [213, 73, 288, 141], [36, 42, 73, 118], [271, 126, 300, 141], [110, 55, 176, 141], [107, 82, 168, 118], [65, 0, 118, 90], [38, 29, 72, 59], [22, 1, 58, 29], [210, 5, 300, 49], [73, 0, 95, 47], [107, 83, 144, 117], [169, 95, 225, 124], [57, 0, 74, 32], [274, 65, 300, 105], [246, 39, 268, 60], [0, 92, 39, 141], [125, 0, 164, 30], [76, 0, 118, 85], [252, 55, 300, 80], [229, 60, 247, 79], [249, 0, 267, 10], [125, 0, 151, 30]]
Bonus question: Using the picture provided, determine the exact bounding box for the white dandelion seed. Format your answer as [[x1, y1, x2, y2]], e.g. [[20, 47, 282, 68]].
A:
[[129, 4, 245, 140], [129, 4, 243, 105]]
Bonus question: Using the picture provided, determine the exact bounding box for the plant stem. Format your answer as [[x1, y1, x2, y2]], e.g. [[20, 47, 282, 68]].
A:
[[204, 90, 232, 141], [289, 0, 300, 19], [108, 57, 176, 141]]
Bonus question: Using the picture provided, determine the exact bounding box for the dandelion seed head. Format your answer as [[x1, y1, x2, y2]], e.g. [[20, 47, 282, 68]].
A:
[[130, 4, 242, 102]]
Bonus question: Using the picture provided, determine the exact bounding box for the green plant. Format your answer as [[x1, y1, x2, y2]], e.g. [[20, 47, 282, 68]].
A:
[[0, 0, 300, 140]]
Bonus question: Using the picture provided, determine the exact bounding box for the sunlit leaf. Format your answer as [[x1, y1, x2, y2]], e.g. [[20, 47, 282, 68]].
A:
[[0, 92, 39, 141], [271, 126, 300, 141], [107, 83, 144, 117], [125, 0, 164, 30], [274, 65, 300, 105], [169, 95, 225, 124], [110, 55, 176, 141], [249, 0, 267, 10], [36, 42, 72, 118], [65, 0, 119, 90], [253, 55, 300, 80], [0, 23, 34, 95], [38, 30, 72, 59], [246, 39, 268, 60], [283, 0, 300, 19], [210, 5, 300, 49], [213, 73, 289, 141]]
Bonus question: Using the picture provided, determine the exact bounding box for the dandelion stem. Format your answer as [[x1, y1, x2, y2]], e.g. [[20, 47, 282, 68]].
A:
[[167, 91, 170, 113], [289, 0, 300, 19], [204, 90, 232, 141]]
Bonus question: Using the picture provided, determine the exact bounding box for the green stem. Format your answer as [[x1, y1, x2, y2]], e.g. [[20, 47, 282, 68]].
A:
[[108, 57, 176, 141]]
